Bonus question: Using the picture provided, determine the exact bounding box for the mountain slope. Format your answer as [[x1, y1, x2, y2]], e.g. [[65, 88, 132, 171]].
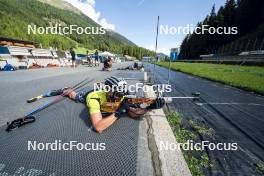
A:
[[0, 0, 151, 57], [38, 0, 135, 45], [38, 0, 82, 15], [38, 0, 135, 46]]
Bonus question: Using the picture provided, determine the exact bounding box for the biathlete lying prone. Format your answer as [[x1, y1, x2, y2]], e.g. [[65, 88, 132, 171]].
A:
[[24, 76, 165, 133], [66, 76, 165, 133]]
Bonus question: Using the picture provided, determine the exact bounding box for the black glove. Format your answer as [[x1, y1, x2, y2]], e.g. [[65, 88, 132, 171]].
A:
[[115, 101, 140, 119], [147, 98, 165, 110], [48, 87, 68, 97], [115, 111, 123, 119], [115, 101, 129, 119]]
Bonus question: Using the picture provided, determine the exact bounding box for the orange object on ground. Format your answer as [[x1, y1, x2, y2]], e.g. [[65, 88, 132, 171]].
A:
[[29, 63, 42, 69], [47, 63, 59, 67]]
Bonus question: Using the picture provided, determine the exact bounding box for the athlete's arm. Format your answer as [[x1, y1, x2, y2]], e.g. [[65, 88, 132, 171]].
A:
[[90, 112, 117, 133]]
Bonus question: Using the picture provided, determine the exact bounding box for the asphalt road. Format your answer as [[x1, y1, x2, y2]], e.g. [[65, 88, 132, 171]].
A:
[[145, 63, 264, 176], [0, 62, 138, 125], [0, 62, 153, 176]]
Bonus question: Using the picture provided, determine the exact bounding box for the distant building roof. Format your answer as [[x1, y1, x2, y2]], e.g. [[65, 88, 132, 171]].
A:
[[0, 36, 39, 48]]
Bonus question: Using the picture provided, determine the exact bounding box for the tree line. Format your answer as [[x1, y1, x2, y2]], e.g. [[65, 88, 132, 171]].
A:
[[179, 0, 264, 59]]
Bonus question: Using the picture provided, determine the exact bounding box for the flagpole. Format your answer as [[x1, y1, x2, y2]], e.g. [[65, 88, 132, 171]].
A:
[[153, 16, 160, 81]]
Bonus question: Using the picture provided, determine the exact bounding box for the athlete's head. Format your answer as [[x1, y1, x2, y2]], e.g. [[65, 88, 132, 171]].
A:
[[104, 76, 127, 98]]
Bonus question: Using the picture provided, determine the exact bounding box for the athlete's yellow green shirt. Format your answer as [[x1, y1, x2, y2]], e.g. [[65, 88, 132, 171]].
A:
[[86, 91, 107, 114]]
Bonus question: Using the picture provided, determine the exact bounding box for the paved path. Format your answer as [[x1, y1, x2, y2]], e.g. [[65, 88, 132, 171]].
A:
[[0, 62, 153, 176], [145, 63, 264, 176]]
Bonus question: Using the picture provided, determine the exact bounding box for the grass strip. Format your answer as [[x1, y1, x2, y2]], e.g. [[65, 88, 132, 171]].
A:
[[155, 62, 264, 95], [166, 111, 213, 176]]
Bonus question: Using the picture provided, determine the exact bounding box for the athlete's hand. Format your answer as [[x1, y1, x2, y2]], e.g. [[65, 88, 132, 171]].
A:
[[147, 98, 165, 110], [64, 89, 77, 99]]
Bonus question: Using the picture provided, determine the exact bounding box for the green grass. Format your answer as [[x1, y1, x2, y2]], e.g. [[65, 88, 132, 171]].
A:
[[155, 62, 264, 94], [256, 161, 264, 175], [75, 47, 98, 54], [166, 111, 213, 176]]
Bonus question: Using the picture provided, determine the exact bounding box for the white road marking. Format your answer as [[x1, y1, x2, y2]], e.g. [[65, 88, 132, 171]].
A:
[[195, 102, 264, 107]]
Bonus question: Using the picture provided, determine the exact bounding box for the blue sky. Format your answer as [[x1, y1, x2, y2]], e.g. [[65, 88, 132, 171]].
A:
[[66, 0, 226, 54]]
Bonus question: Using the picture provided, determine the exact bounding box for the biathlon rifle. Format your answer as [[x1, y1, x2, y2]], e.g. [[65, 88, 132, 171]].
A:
[[101, 92, 200, 113]]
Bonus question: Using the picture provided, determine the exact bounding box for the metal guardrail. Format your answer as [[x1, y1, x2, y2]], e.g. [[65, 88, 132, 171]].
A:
[[178, 59, 264, 66], [201, 55, 264, 61]]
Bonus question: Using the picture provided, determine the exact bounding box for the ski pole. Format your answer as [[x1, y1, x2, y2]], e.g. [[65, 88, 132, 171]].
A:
[[6, 78, 94, 132], [26, 78, 94, 117]]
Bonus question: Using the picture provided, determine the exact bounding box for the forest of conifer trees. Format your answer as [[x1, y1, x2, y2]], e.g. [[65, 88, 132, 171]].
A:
[[179, 0, 264, 59]]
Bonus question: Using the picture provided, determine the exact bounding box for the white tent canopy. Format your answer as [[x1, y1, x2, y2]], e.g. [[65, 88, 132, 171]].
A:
[[99, 51, 115, 57]]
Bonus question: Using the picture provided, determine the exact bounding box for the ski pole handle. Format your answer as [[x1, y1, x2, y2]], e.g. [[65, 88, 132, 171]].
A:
[[27, 95, 43, 103]]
